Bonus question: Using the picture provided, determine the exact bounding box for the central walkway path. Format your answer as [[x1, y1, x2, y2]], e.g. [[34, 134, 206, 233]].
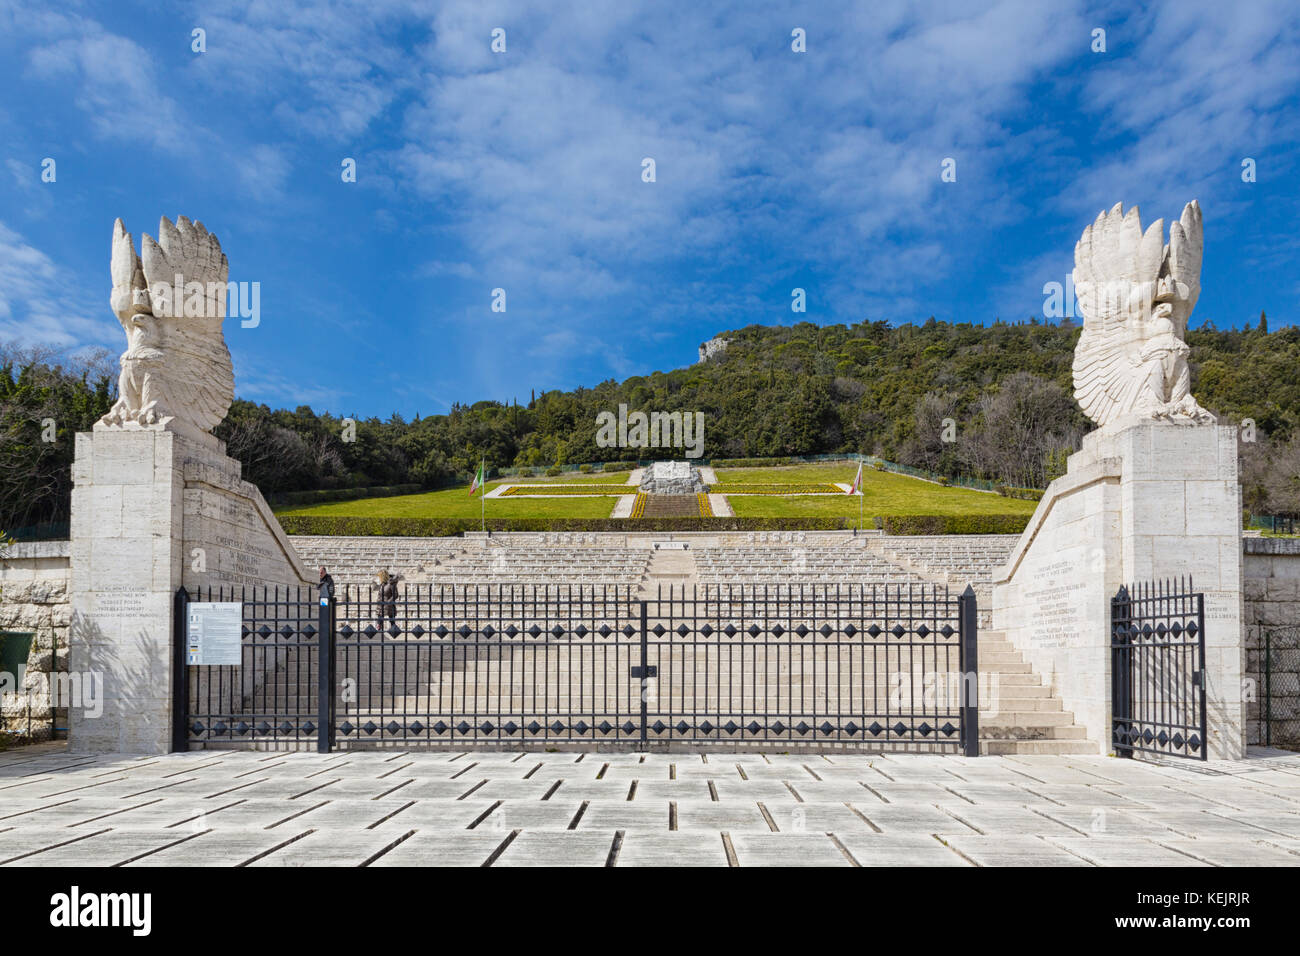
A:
[[2, 745, 1299, 867]]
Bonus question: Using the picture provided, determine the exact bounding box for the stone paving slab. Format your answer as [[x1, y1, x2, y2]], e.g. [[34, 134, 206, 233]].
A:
[[1043, 835, 1208, 866], [248, 827, 416, 866], [615, 832, 731, 866], [934, 805, 1082, 836], [366, 830, 508, 866], [495, 830, 618, 866], [1164, 837, 1300, 866], [730, 832, 853, 866], [940, 834, 1092, 866], [120, 828, 318, 866], [674, 801, 769, 831], [4, 827, 199, 867], [1, 745, 1298, 866]]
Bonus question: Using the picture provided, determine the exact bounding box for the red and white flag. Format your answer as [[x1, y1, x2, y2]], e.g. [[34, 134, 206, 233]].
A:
[[848, 461, 862, 495]]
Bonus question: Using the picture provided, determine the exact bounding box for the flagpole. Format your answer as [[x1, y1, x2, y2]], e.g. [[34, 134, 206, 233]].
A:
[[480, 457, 485, 533]]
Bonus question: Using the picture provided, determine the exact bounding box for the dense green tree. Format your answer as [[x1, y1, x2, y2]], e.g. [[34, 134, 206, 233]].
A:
[[6, 315, 1300, 531]]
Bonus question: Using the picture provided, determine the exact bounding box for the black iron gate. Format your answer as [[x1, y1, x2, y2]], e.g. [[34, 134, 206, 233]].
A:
[[176, 581, 979, 754], [1110, 578, 1207, 760]]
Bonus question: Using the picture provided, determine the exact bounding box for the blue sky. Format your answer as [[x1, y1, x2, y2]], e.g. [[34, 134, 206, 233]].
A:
[[1, 0, 1297, 419]]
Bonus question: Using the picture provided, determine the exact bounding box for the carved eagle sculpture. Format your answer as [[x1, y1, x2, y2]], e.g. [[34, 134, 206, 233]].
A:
[[1071, 200, 1215, 429], [101, 216, 235, 437]]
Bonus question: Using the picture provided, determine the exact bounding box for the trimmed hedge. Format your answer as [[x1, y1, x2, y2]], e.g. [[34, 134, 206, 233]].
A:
[[876, 514, 1030, 535], [278, 513, 1028, 536], [269, 483, 423, 507], [709, 457, 793, 468], [995, 485, 1045, 501], [278, 515, 861, 536], [601, 461, 638, 472]]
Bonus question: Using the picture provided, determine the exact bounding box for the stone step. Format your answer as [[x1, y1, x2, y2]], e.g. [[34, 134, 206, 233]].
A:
[[982, 695, 1062, 710], [978, 661, 1032, 674], [978, 709, 1077, 726], [981, 738, 1100, 755], [980, 672, 1046, 687], [981, 723, 1090, 740]]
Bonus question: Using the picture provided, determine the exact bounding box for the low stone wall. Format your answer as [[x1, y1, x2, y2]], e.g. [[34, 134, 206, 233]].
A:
[[0, 540, 71, 740], [1244, 538, 1300, 748]]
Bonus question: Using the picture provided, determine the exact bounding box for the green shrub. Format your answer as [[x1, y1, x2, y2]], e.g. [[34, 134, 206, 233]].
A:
[[278, 515, 865, 536], [579, 464, 593, 473], [994, 485, 1044, 501], [878, 514, 1030, 535], [709, 457, 793, 468], [601, 461, 637, 472], [545, 466, 563, 477]]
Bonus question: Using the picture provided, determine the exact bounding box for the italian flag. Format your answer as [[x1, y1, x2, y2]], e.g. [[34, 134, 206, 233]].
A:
[[848, 461, 862, 495], [469, 460, 485, 496]]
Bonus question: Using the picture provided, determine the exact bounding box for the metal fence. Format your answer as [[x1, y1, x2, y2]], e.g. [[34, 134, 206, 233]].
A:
[[1110, 579, 1207, 761], [177, 582, 980, 754], [1263, 624, 1300, 751]]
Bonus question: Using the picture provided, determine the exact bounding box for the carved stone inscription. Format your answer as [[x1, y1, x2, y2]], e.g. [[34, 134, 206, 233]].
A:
[[92, 585, 149, 621], [1023, 558, 1089, 649]]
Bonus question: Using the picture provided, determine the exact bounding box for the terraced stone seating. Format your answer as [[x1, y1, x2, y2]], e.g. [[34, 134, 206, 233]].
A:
[[876, 535, 1018, 584], [694, 546, 930, 585], [291, 535, 466, 584], [434, 547, 653, 584]]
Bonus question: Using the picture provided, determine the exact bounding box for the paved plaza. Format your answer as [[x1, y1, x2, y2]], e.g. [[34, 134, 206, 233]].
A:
[[2, 744, 1300, 866]]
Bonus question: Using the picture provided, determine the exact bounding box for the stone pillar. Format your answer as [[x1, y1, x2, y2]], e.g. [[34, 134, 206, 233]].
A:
[[993, 421, 1245, 759], [69, 426, 309, 754]]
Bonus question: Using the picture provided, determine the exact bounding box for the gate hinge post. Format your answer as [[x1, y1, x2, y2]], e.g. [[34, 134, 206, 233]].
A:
[[318, 584, 335, 754], [959, 584, 979, 757], [171, 585, 190, 753], [639, 600, 649, 750]]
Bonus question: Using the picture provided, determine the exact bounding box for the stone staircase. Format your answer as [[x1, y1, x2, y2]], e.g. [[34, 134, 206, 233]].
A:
[[978, 629, 1096, 755], [639, 544, 699, 594], [640, 494, 701, 517]]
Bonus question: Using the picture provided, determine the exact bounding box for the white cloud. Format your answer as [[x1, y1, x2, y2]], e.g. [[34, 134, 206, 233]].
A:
[[0, 221, 110, 350]]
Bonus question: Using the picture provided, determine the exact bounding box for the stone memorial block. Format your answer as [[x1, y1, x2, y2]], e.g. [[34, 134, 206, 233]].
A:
[[994, 200, 1245, 758], [68, 217, 311, 754]]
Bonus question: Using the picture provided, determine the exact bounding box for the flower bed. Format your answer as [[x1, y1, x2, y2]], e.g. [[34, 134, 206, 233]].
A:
[[501, 484, 632, 496], [710, 483, 843, 495]]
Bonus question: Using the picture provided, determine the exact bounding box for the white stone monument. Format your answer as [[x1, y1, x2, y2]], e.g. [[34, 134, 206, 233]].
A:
[[639, 461, 706, 495], [68, 217, 310, 753], [993, 201, 1245, 758]]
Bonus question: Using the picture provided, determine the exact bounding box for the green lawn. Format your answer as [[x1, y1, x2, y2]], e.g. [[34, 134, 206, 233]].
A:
[[717, 464, 1036, 518], [274, 480, 620, 519], [274, 463, 1033, 521]]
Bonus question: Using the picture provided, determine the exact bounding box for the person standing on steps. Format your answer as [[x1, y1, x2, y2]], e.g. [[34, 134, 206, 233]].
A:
[[375, 569, 400, 632]]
